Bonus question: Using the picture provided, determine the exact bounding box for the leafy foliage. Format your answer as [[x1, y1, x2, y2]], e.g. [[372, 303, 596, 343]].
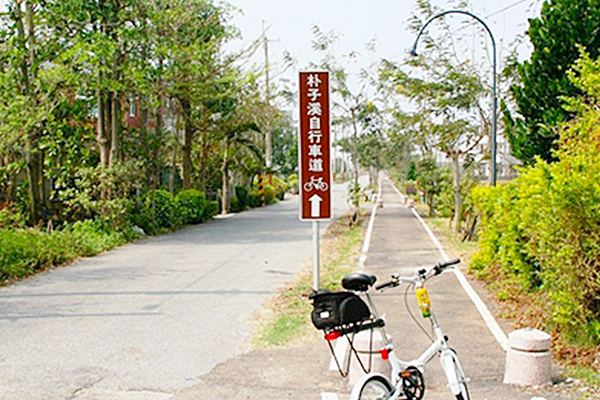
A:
[[471, 52, 600, 347], [176, 190, 207, 225], [412, 157, 452, 217], [137, 190, 177, 235], [510, 0, 600, 164], [0, 219, 140, 283], [0, 0, 296, 232]]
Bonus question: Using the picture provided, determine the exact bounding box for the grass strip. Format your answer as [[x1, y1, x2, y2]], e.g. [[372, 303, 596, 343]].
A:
[[0, 220, 140, 284], [251, 212, 368, 348]]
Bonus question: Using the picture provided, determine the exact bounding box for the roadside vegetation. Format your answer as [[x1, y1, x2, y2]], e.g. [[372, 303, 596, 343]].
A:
[[0, 182, 294, 284], [0, 0, 298, 283], [252, 211, 369, 348]]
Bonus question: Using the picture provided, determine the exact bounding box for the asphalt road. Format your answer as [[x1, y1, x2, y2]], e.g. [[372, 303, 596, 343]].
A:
[[0, 183, 354, 400]]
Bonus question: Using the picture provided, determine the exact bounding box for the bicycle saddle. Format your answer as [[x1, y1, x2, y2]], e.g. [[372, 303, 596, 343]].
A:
[[342, 273, 376, 292]]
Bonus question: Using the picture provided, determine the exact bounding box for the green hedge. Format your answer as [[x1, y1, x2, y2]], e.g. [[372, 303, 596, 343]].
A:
[[235, 186, 249, 211], [471, 55, 600, 346], [204, 201, 220, 219], [0, 220, 138, 283], [176, 190, 207, 224], [136, 190, 177, 234]]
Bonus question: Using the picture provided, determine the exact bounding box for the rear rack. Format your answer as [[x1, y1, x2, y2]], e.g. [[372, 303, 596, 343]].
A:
[[324, 318, 386, 377]]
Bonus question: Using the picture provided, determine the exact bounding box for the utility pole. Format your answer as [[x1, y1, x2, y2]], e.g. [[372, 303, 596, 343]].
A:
[[263, 21, 272, 169]]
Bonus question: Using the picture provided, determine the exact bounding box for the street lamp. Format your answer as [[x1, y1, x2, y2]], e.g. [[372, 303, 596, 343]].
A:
[[410, 10, 497, 186]]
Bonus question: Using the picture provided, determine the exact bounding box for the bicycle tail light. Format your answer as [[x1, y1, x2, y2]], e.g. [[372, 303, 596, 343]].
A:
[[415, 287, 431, 318], [325, 331, 342, 341], [381, 348, 389, 360]]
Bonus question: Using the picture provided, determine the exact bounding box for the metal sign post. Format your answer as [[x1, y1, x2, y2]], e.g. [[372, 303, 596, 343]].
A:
[[299, 71, 331, 291], [312, 221, 320, 291]]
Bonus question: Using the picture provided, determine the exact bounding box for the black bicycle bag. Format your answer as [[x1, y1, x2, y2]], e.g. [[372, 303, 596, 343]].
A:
[[309, 290, 371, 330]]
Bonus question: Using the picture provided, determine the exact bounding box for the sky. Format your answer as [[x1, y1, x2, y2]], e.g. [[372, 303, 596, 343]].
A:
[[225, 0, 545, 96]]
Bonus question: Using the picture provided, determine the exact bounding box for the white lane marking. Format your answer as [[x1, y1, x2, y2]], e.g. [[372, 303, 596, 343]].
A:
[[400, 186, 510, 352], [330, 177, 382, 371], [357, 179, 382, 272]]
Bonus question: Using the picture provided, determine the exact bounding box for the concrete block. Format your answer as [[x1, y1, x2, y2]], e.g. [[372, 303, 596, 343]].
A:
[[509, 328, 551, 352], [347, 330, 390, 387], [504, 328, 552, 386]]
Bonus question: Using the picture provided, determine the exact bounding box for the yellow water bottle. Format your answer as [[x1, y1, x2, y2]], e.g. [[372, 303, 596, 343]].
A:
[[415, 286, 431, 318]]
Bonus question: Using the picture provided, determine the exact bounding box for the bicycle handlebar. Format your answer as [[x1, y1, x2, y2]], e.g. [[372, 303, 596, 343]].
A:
[[375, 258, 461, 291], [433, 258, 460, 276], [375, 279, 399, 290]]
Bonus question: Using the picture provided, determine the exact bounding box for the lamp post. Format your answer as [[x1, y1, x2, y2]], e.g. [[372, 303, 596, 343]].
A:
[[410, 10, 497, 186]]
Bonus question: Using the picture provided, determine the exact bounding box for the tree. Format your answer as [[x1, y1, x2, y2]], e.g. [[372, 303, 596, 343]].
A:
[[510, 0, 600, 164], [381, 56, 487, 229], [219, 121, 261, 215], [310, 25, 376, 218], [375, 0, 496, 230], [0, 0, 75, 223], [270, 112, 297, 176], [0, 0, 291, 227], [414, 157, 448, 216]]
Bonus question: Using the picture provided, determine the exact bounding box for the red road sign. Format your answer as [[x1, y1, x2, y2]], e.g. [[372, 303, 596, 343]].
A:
[[299, 71, 331, 220]]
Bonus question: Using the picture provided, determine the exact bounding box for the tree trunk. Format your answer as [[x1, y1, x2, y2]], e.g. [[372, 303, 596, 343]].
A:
[[25, 139, 43, 223], [198, 130, 208, 192], [451, 152, 462, 232], [169, 143, 177, 193], [351, 108, 360, 203], [153, 101, 163, 188], [350, 108, 360, 224], [16, 0, 44, 224], [96, 86, 110, 167], [109, 92, 120, 167], [221, 142, 229, 215], [179, 98, 193, 190]]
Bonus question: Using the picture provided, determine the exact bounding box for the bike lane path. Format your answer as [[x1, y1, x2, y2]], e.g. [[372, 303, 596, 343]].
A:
[[362, 178, 568, 400], [172, 178, 573, 400]]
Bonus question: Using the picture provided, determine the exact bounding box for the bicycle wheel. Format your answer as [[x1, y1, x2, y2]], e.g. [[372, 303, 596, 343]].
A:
[[447, 349, 470, 400], [355, 374, 392, 400]]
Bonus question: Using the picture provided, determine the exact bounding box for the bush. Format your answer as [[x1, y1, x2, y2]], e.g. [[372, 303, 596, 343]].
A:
[[471, 53, 600, 346], [0, 203, 26, 229], [271, 176, 287, 200], [235, 186, 249, 210], [287, 174, 299, 194], [0, 229, 46, 280], [230, 196, 241, 213], [68, 219, 138, 256], [204, 201, 220, 219], [248, 190, 263, 208], [176, 190, 206, 224], [0, 219, 140, 283], [263, 184, 277, 205], [137, 190, 177, 234]]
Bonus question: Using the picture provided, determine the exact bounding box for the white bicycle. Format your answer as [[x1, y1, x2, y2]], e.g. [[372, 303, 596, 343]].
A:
[[310, 259, 469, 400]]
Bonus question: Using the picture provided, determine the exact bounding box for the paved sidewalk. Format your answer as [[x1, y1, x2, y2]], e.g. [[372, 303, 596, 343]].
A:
[[172, 179, 573, 400]]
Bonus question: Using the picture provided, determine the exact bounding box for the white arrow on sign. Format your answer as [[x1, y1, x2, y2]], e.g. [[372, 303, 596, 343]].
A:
[[309, 194, 323, 218]]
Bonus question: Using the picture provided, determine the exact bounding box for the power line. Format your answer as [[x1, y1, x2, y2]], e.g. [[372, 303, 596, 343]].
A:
[[485, 0, 529, 19]]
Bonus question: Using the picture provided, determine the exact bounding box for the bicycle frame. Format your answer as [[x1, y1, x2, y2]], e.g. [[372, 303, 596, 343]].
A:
[[358, 286, 463, 399]]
